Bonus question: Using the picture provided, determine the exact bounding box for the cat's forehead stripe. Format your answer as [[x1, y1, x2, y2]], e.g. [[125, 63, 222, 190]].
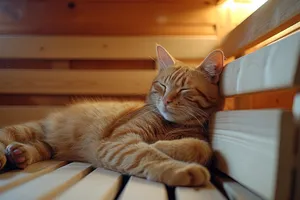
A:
[[173, 70, 185, 84], [169, 67, 182, 82]]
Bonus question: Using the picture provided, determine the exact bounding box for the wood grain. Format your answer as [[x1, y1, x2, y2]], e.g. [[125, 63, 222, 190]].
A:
[[71, 60, 156, 70], [220, 32, 300, 97], [0, 162, 92, 200], [0, 36, 217, 59], [220, 0, 300, 57], [176, 183, 226, 200], [0, 95, 145, 106], [0, 0, 216, 36], [119, 177, 168, 200], [57, 168, 122, 200], [209, 110, 296, 200], [223, 89, 297, 111], [0, 69, 157, 95], [0, 106, 64, 127], [0, 161, 67, 193]]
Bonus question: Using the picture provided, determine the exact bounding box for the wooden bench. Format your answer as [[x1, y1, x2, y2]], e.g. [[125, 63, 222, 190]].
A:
[[0, 0, 299, 199]]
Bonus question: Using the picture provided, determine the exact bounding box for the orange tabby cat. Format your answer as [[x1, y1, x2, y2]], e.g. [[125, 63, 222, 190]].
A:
[[0, 45, 224, 186]]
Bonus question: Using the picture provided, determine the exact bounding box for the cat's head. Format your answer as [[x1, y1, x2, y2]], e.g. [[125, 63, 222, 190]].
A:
[[146, 44, 224, 125]]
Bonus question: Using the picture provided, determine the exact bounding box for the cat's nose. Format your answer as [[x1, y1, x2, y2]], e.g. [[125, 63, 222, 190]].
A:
[[163, 98, 172, 106]]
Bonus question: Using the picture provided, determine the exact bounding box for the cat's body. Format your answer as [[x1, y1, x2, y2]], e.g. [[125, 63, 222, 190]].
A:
[[0, 45, 224, 186]]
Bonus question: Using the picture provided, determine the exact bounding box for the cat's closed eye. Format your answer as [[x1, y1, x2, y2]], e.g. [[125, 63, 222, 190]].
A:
[[178, 88, 190, 93], [152, 81, 166, 94]]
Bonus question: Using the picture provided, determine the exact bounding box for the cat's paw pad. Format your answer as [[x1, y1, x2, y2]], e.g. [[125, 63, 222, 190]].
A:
[[5, 143, 30, 169], [164, 163, 210, 186], [0, 151, 7, 170]]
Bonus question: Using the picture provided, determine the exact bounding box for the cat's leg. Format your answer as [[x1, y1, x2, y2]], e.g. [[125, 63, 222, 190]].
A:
[[0, 121, 52, 169], [151, 138, 212, 165], [88, 134, 210, 186]]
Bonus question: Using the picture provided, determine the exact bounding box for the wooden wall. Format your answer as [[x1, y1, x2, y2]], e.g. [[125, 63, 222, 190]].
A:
[[1, 0, 291, 110]]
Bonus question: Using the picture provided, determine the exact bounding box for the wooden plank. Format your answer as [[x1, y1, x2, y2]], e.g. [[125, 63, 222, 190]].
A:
[[223, 89, 297, 111], [213, 174, 263, 200], [220, 32, 300, 97], [0, 95, 71, 106], [70, 60, 155, 70], [292, 93, 300, 200], [57, 168, 122, 200], [0, 69, 157, 95], [209, 109, 296, 200], [119, 177, 168, 200], [0, 161, 67, 193], [220, 0, 300, 57], [0, 36, 217, 59], [0, 162, 92, 200], [0, 106, 63, 127], [0, 94, 145, 106], [51, 61, 70, 69], [176, 183, 226, 200], [0, 1, 216, 36]]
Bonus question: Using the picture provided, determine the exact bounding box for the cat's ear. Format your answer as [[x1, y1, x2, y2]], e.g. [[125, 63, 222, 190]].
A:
[[197, 50, 224, 84], [156, 44, 176, 70]]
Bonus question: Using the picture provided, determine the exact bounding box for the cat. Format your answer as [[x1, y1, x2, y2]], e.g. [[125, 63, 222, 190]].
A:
[[0, 45, 224, 186]]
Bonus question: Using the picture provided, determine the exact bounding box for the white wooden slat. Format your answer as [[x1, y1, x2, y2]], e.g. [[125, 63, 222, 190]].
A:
[[294, 128, 300, 200], [220, 31, 300, 97], [0, 161, 67, 193], [223, 182, 263, 200], [213, 175, 263, 200], [0, 106, 64, 127], [292, 93, 300, 200], [0, 36, 217, 59], [57, 168, 122, 200], [209, 109, 296, 200], [220, 0, 300, 58], [175, 183, 226, 200], [0, 69, 157, 95], [0, 162, 92, 200], [119, 177, 168, 200]]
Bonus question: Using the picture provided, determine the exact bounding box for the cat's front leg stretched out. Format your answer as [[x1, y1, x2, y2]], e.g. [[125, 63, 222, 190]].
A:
[[151, 138, 212, 165], [87, 134, 210, 186]]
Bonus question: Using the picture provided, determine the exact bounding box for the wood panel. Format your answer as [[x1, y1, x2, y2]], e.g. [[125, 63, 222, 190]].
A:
[[71, 60, 155, 70], [0, 161, 67, 193], [0, 95, 145, 106], [0, 69, 157, 95], [119, 177, 168, 200], [209, 110, 296, 200], [176, 183, 226, 200], [57, 168, 122, 200], [0, 106, 64, 127], [0, 162, 92, 199], [0, 0, 216, 36], [0, 36, 217, 59], [223, 89, 298, 111], [220, 32, 300, 97], [220, 0, 300, 57]]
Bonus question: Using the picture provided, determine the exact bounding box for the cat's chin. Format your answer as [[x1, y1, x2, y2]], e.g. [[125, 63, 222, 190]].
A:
[[159, 109, 181, 124]]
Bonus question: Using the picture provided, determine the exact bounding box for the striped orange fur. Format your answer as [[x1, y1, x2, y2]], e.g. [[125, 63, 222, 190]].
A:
[[0, 45, 224, 186]]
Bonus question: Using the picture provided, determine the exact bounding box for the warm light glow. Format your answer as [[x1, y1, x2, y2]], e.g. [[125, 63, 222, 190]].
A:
[[222, 0, 268, 10], [246, 0, 268, 10]]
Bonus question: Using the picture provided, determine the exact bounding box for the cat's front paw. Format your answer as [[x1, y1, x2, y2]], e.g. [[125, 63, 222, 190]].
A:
[[171, 164, 210, 186], [147, 162, 210, 186], [5, 142, 31, 169]]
